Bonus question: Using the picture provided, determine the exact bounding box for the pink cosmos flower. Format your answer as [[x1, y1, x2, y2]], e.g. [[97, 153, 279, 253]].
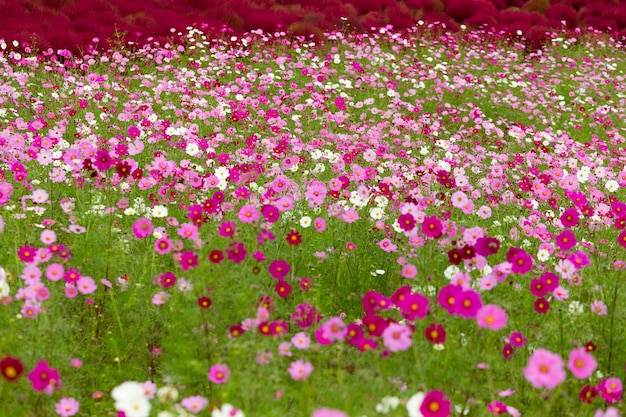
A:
[[132, 217, 153, 239], [288, 360, 313, 381], [238, 204, 259, 223], [151, 291, 169, 306], [55, 397, 79, 417], [593, 407, 621, 417], [321, 317, 347, 342], [381, 322, 413, 352], [313, 217, 327, 232], [76, 276, 97, 294], [208, 363, 230, 384], [476, 304, 507, 330], [591, 300, 608, 315], [567, 347, 597, 379], [181, 395, 208, 414], [523, 348, 566, 390], [401, 264, 417, 278], [291, 332, 311, 349], [312, 408, 349, 417], [598, 377, 623, 403], [154, 237, 172, 255]]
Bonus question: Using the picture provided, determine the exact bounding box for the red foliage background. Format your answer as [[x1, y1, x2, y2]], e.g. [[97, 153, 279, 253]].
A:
[[2, 0, 626, 51]]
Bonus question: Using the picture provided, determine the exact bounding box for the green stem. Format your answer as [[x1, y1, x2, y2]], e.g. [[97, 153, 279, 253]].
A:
[[607, 276, 621, 373]]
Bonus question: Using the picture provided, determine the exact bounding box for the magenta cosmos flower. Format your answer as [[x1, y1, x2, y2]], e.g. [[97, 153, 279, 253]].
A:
[[523, 348, 566, 390], [421, 216, 443, 239], [208, 363, 230, 384], [420, 390, 452, 417], [567, 347, 597, 379], [28, 360, 61, 394]]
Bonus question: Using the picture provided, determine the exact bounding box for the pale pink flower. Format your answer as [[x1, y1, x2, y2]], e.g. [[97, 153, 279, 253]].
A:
[[288, 360, 313, 381], [567, 347, 597, 379], [476, 304, 507, 330], [523, 348, 566, 390]]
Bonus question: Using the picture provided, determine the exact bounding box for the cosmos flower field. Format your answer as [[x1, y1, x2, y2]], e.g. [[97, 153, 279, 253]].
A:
[[1, 25, 626, 417]]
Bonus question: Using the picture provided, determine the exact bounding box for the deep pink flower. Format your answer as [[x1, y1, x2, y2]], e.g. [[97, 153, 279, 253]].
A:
[[530, 276, 550, 298], [598, 377, 622, 403], [159, 272, 176, 288], [362, 314, 388, 337], [178, 250, 198, 271], [509, 331, 527, 347], [226, 241, 247, 263], [398, 292, 429, 320], [487, 401, 507, 414], [398, 213, 416, 231], [28, 360, 61, 394], [420, 390, 452, 417], [18, 245, 37, 263], [454, 289, 482, 319], [208, 363, 230, 384], [560, 208, 579, 227], [510, 251, 533, 275], [131, 217, 153, 239], [218, 221, 236, 237], [555, 230, 577, 251], [268, 259, 290, 280], [437, 284, 462, 315], [523, 348, 566, 390], [421, 216, 443, 238], [261, 204, 280, 223]]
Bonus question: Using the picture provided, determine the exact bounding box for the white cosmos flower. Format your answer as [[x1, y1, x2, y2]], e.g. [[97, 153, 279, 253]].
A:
[[406, 392, 425, 417], [299, 216, 312, 228], [369, 207, 384, 220], [605, 180, 619, 192], [152, 205, 168, 218], [112, 381, 151, 417], [185, 142, 200, 156]]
